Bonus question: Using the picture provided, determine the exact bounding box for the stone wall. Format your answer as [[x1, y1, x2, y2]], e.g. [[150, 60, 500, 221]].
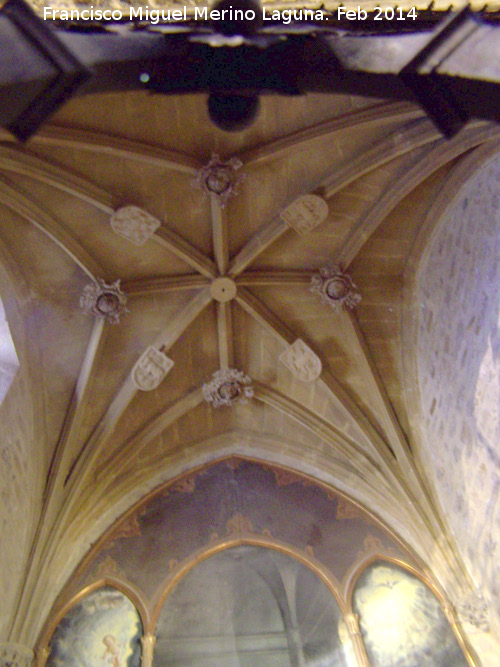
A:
[[0, 262, 41, 643], [416, 152, 500, 635]]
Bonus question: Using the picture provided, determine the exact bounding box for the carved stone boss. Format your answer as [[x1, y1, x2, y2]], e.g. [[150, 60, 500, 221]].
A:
[[79, 279, 128, 324], [132, 346, 174, 391], [280, 194, 329, 235], [194, 153, 244, 207], [110, 206, 161, 246], [310, 264, 361, 312], [279, 339, 322, 382], [202, 368, 254, 407]]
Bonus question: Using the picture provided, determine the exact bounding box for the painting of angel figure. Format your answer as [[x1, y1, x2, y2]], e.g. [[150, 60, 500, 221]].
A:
[[353, 562, 468, 667], [47, 586, 142, 667]]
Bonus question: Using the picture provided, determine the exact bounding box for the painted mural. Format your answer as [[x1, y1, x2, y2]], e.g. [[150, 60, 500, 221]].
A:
[[353, 562, 468, 667], [41, 461, 472, 667], [47, 587, 142, 667], [154, 545, 353, 667], [72, 459, 414, 600]]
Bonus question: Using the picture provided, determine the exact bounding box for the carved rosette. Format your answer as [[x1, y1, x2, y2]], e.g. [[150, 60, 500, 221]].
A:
[[194, 153, 244, 207], [79, 279, 128, 324], [202, 368, 254, 407], [110, 206, 161, 246], [132, 346, 174, 391], [456, 590, 490, 632], [0, 644, 34, 667], [310, 264, 361, 312], [279, 339, 322, 382]]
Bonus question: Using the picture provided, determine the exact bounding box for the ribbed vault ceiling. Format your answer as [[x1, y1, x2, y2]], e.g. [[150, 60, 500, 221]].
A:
[[1, 91, 500, 665]]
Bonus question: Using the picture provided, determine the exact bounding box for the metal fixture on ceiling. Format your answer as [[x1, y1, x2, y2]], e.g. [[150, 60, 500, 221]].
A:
[[2, 0, 500, 139]]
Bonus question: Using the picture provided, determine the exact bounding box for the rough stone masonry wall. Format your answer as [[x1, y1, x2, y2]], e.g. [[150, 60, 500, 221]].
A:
[[417, 153, 500, 634], [0, 286, 39, 644]]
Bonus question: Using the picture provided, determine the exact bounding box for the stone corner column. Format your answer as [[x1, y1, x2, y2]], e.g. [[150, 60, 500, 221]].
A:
[[140, 634, 156, 667], [0, 643, 35, 667], [343, 613, 370, 667], [442, 601, 485, 667], [35, 647, 50, 667]]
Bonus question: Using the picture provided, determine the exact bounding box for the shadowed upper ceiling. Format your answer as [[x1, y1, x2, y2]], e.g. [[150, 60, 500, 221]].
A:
[[29, 0, 498, 16], [1, 89, 500, 665], [27, 0, 494, 14]]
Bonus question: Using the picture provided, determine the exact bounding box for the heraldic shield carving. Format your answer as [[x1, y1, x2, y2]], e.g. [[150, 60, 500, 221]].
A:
[[132, 346, 174, 391], [280, 195, 329, 236], [279, 339, 322, 382], [110, 206, 161, 246]]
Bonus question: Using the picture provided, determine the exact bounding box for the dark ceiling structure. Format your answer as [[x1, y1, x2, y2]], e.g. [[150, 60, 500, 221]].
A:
[[1, 0, 500, 138]]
